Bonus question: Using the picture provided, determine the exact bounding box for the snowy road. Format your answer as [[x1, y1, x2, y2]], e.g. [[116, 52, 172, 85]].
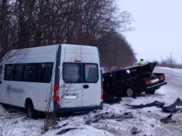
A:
[[156, 67, 182, 89], [0, 67, 182, 136], [155, 67, 182, 102]]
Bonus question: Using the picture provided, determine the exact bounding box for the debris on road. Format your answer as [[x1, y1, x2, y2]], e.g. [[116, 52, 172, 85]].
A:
[[55, 122, 68, 129], [56, 128, 77, 135], [125, 101, 165, 109], [85, 112, 134, 124], [162, 98, 182, 113], [126, 98, 182, 113], [130, 127, 141, 134], [160, 114, 175, 124]]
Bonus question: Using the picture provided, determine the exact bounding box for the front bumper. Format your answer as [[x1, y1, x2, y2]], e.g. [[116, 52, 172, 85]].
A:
[[146, 81, 167, 91]]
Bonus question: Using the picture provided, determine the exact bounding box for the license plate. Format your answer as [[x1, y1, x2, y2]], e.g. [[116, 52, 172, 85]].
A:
[[151, 78, 159, 83]]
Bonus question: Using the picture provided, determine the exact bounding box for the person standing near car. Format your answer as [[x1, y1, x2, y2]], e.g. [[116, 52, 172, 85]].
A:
[[139, 59, 146, 65]]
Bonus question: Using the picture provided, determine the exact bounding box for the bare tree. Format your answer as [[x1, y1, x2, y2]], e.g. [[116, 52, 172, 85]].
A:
[[0, 0, 136, 66]]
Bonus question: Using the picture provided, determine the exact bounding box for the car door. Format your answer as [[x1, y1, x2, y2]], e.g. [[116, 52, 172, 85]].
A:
[[112, 71, 124, 96]]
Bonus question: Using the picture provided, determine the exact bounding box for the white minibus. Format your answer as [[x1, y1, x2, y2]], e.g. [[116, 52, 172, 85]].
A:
[[0, 44, 103, 118]]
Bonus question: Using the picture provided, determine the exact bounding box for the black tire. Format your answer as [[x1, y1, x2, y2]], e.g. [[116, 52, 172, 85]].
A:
[[126, 88, 136, 98], [26, 102, 37, 119], [145, 90, 155, 94], [2, 104, 9, 109]]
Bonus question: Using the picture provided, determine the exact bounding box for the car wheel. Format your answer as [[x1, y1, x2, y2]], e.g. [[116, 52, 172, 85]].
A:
[[126, 88, 136, 98], [145, 90, 155, 94], [2, 104, 9, 109], [26, 102, 37, 119]]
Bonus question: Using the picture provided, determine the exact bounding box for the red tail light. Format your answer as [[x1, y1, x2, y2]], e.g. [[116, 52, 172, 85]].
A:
[[160, 75, 165, 80], [54, 83, 59, 101], [75, 60, 81, 62], [101, 84, 103, 99], [146, 80, 151, 85]]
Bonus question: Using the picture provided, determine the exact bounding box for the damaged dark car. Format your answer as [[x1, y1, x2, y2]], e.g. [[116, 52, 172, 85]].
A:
[[103, 63, 167, 98]]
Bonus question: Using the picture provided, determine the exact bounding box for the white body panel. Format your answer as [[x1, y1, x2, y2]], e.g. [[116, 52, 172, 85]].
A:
[[59, 44, 102, 108], [0, 45, 59, 112], [81, 46, 101, 107], [0, 44, 102, 112]]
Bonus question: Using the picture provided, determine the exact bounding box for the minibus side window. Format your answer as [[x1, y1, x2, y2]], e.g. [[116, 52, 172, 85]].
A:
[[15, 64, 23, 81], [4, 65, 15, 80], [84, 64, 98, 83], [38, 63, 53, 83], [24, 64, 38, 82], [63, 63, 81, 83]]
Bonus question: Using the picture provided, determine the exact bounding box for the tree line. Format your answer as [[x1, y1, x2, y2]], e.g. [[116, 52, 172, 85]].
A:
[[0, 0, 137, 68]]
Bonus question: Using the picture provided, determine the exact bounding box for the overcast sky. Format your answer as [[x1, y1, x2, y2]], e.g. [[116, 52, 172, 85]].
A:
[[116, 0, 182, 64]]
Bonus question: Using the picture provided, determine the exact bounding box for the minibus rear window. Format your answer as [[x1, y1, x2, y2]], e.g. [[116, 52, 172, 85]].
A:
[[63, 63, 81, 83], [84, 64, 98, 83]]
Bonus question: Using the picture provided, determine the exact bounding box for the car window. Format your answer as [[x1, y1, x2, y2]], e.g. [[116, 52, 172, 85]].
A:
[[113, 72, 121, 81], [129, 68, 138, 77], [123, 70, 130, 78], [84, 64, 98, 83]]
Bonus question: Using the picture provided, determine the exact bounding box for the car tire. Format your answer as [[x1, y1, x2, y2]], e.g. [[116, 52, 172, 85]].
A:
[[145, 90, 155, 94], [126, 88, 136, 98], [2, 104, 9, 109], [26, 102, 37, 119]]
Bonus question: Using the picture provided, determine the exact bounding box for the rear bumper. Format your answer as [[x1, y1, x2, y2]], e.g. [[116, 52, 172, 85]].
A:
[[146, 81, 167, 91], [55, 103, 103, 113]]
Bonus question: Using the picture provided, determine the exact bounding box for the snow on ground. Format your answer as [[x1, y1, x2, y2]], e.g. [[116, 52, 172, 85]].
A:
[[1, 67, 182, 136], [1, 85, 182, 136]]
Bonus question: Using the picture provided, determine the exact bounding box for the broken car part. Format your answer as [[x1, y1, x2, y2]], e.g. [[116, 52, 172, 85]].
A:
[[126, 98, 182, 113], [56, 128, 77, 135], [131, 127, 141, 134], [162, 98, 182, 113], [160, 114, 175, 124], [126, 101, 165, 109]]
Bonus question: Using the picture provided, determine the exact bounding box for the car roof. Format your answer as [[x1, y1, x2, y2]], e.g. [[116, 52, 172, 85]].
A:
[[104, 65, 146, 74], [104, 63, 157, 75]]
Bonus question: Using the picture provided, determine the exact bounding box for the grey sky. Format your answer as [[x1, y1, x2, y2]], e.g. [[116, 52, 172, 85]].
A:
[[116, 0, 182, 64]]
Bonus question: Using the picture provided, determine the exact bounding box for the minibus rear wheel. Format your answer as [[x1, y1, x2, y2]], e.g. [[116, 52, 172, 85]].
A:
[[26, 101, 37, 119]]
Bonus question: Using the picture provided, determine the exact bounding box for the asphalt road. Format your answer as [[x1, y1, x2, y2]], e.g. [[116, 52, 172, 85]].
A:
[[155, 67, 182, 102], [155, 67, 182, 88]]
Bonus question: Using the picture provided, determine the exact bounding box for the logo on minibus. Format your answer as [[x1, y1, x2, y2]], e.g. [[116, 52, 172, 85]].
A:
[[6, 85, 24, 94]]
